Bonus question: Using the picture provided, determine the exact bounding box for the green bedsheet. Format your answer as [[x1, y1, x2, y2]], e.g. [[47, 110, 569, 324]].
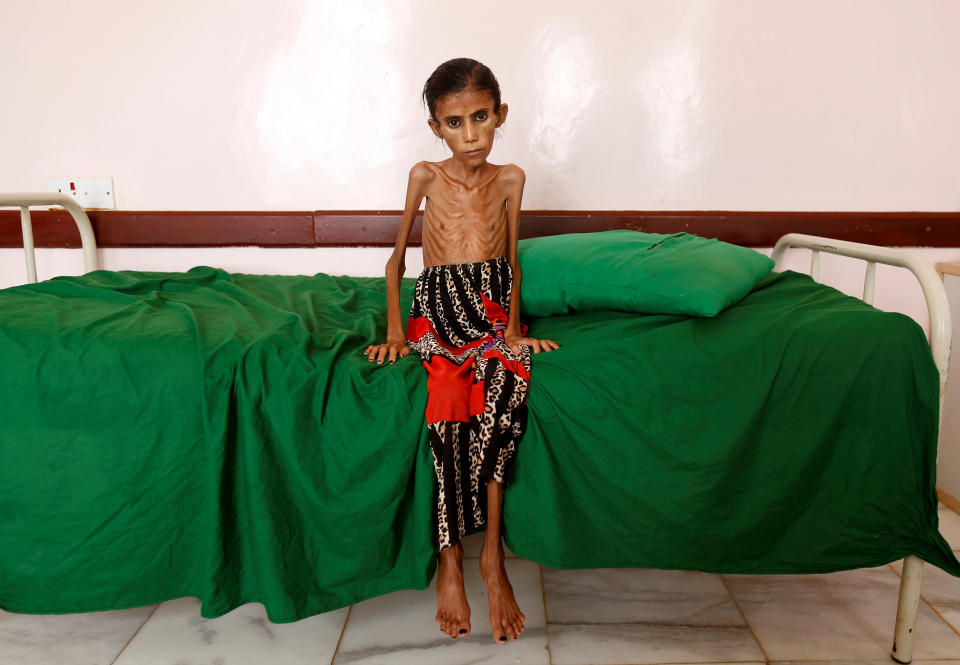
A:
[[0, 267, 957, 623]]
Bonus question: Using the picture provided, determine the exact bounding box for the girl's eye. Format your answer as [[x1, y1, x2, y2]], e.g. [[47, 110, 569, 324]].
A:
[[475, 112, 487, 121], [447, 119, 460, 128]]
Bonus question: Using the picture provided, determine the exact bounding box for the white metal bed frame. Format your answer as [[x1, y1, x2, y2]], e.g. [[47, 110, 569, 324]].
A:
[[0, 192, 99, 282], [0, 195, 951, 663], [771, 233, 951, 663]]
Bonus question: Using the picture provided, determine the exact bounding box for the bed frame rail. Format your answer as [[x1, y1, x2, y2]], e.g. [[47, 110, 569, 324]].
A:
[[0, 192, 99, 283], [771, 232, 951, 663]]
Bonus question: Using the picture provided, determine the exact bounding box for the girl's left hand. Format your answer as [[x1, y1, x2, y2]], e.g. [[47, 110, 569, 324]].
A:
[[504, 332, 560, 355]]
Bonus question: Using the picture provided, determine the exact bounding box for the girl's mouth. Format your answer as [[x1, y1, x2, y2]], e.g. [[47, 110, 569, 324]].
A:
[[464, 149, 484, 156]]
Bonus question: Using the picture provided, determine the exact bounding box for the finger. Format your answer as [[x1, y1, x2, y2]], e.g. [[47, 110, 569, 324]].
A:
[[376, 346, 388, 365], [388, 346, 398, 364], [400, 346, 412, 357]]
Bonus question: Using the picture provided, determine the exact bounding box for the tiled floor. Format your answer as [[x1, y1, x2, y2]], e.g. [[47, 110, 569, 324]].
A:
[[3, 506, 960, 665]]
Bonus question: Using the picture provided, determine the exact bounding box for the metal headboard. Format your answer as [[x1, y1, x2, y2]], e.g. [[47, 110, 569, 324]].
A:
[[771, 232, 951, 664], [0, 192, 100, 283]]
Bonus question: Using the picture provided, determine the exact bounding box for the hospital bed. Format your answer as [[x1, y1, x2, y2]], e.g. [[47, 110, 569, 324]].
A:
[[0, 192, 957, 663]]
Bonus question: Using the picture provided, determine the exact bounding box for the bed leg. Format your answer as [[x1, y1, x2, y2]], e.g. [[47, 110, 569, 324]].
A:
[[891, 555, 924, 663]]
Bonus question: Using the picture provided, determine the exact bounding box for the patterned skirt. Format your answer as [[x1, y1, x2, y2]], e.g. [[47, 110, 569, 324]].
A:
[[405, 255, 532, 551]]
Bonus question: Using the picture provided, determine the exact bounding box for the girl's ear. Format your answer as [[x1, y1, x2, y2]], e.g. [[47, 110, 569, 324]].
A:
[[427, 118, 443, 140], [495, 103, 509, 127]]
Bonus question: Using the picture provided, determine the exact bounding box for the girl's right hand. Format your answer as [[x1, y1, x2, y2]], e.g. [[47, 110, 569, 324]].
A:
[[363, 339, 411, 365]]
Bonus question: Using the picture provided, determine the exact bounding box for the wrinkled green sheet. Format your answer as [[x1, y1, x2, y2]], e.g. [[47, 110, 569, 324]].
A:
[[0, 267, 957, 623]]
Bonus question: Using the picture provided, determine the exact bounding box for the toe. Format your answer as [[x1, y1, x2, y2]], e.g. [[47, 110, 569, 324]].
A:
[[502, 618, 515, 639]]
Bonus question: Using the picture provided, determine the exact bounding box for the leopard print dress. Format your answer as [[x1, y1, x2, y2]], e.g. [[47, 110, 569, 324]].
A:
[[405, 255, 532, 552]]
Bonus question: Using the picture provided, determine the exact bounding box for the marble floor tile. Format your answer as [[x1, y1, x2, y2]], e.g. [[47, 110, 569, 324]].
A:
[[0, 604, 156, 665], [774, 661, 960, 665], [938, 503, 960, 549], [112, 598, 348, 665], [724, 565, 960, 660], [335, 558, 546, 664], [543, 567, 764, 665]]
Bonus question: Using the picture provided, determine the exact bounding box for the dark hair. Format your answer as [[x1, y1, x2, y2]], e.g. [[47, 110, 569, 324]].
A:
[[422, 58, 502, 124]]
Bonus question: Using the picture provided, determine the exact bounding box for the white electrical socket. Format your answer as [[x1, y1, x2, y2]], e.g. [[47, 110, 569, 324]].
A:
[[45, 177, 81, 208], [45, 176, 116, 210], [78, 177, 115, 210]]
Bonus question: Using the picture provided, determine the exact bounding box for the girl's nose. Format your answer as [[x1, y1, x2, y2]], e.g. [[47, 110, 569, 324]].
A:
[[465, 121, 476, 141]]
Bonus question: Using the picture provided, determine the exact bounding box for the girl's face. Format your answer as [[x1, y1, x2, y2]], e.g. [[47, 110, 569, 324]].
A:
[[428, 88, 507, 164]]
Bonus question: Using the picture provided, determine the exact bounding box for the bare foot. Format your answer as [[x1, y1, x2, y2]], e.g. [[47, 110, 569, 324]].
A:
[[479, 541, 525, 644], [435, 541, 471, 639]]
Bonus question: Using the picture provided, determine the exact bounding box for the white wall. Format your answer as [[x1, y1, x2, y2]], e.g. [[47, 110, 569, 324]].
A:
[[1, 0, 957, 210]]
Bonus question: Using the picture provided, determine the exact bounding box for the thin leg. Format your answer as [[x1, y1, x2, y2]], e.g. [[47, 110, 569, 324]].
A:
[[892, 554, 924, 663], [479, 478, 526, 644], [435, 541, 471, 639], [484, 477, 504, 552]]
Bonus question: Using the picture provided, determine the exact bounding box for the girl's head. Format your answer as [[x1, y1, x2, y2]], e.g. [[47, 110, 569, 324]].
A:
[[422, 58, 502, 123], [422, 58, 507, 162]]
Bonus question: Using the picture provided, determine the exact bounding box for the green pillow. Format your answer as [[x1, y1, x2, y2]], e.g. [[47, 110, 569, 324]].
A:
[[517, 230, 774, 317]]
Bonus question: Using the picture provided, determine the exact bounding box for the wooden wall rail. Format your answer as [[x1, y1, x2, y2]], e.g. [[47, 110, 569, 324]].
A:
[[1, 210, 958, 248]]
